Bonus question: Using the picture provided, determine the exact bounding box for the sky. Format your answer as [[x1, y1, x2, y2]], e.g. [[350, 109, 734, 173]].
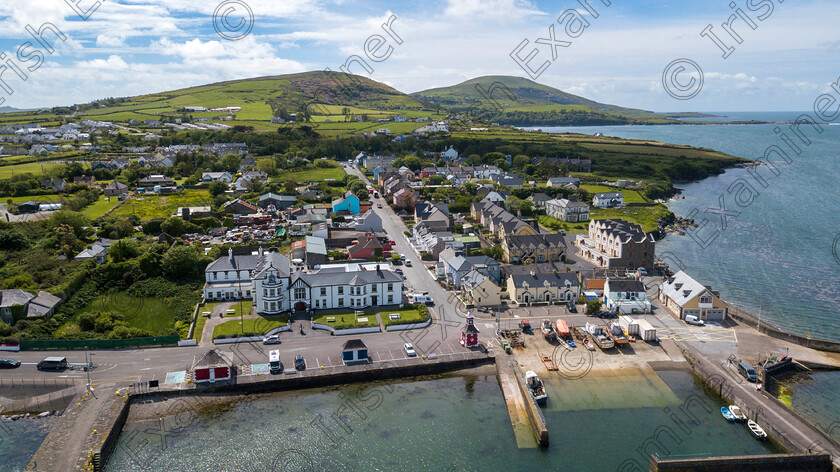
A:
[[0, 0, 838, 112]]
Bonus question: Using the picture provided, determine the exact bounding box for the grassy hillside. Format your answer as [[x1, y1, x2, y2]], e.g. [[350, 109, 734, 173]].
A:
[[413, 75, 679, 126]]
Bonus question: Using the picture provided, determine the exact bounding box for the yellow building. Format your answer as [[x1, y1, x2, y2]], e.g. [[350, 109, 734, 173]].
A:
[[659, 270, 728, 321], [461, 270, 501, 307]]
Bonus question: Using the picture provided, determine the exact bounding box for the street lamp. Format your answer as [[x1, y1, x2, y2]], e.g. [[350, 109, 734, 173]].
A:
[[86, 351, 96, 397]]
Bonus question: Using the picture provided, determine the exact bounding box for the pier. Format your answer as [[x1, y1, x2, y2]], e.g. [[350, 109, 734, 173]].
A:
[[496, 355, 549, 446], [651, 452, 833, 471]]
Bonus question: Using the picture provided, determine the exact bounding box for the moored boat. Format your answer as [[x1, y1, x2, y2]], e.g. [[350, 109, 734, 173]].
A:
[[729, 405, 747, 422], [721, 406, 736, 422], [748, 420, 767, 440], [541, 319, 556, 341], [525, 370, 548, 405]]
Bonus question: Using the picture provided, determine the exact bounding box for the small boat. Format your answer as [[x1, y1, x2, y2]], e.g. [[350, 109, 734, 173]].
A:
[[586, 323, 615, 349], [555, 319, 570, 338], [566, 338, 577, 348], [729, 405, 747, 422], [541, 319, 556, 341], [583, 338, 595, 351], [748, 420, 767, 440], [721, 406, 736, 422], [525, 370, 548, 405]]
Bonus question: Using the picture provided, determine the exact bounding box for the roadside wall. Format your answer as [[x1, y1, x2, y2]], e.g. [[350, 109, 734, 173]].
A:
[[726, 305, 840, 353]]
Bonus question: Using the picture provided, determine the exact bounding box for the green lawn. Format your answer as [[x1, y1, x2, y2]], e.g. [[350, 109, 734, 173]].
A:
[[81, 195, 121, 219], [580, 184, 649, 204], [538, 215, 589, 233], [194, 311, 209, 344], [274, 166, 346, 183], [0, 162, 62, 179], [212, 315, 289, 339], [111, 189, 212, 220], [79, 292, 177, 335], [314, 312, 380, 329], [538, 204, 672, 233], [381, 306, 430, 326], [203, 300, 253, 317]]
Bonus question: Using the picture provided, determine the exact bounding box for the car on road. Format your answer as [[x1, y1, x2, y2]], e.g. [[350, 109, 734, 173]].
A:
[[685, 315, 705, 326], [377, 203, 383, 209], [0, 358, 20, 369], [404, 259, 412, 267], [477, 307, 489, 313], [37, 356, 67, 371], [263, 335, 281, 345], [404, 343, 416, 357], [294, 355, 306, 370]]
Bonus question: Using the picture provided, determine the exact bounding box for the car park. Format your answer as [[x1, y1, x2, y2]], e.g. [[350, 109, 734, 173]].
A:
[[404, 343, 416, 357], [0, 358, 20, 369], [263, 335, 281, 345], [294, 355, 306, 370]]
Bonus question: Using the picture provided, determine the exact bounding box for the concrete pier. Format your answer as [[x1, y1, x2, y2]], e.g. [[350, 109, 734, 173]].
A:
[[496, 355, 549, 446], [651, 452, 833, 471]]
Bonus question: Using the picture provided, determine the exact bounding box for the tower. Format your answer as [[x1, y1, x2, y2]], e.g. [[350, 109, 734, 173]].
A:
[[461, 311, 479, 348]]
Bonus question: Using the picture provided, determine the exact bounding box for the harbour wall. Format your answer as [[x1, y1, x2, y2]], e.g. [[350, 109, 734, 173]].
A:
[[650, 452, 833, 472]]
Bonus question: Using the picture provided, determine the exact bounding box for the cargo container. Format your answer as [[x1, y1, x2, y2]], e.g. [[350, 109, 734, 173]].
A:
[[636, 319, 657, 342], [618, 315, 639, 336]]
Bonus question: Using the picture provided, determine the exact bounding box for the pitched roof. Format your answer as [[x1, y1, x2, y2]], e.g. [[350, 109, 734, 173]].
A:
[[193, 349, 232, 369], [592, 219, 649, 242], [505, 233, 566, 249], [294, 265, 401, 287], [661, 271, 715, 306], [0, 289, 35, 308], [605, 278, 646, 293], [343, 339, 367, 350], [509, 272, 578, 289], [594, 192, 623, 199]]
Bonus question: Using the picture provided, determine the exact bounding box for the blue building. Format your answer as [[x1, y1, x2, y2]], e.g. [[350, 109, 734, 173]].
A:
[[331, 191, 361, 215]]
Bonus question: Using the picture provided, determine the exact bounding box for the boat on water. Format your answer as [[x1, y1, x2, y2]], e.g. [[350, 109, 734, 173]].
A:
[[541, 319, 556, 341], [607, 321, 630, 345], [729, 405, 747, 421], [583, 338, 595, 350], [748, 420, 767, 440], [585, 322, 615, 349], [721, 407, 736, 422], [525, 370, 548, 405], [555, 319, 570, 338]]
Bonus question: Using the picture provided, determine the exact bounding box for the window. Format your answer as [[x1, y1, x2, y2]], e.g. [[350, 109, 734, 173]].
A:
[[700, 295, 713, 304], [387, 283, 393, 291], [338, 298, 344, 307], [213, 272, 218, 280], [372, 284, 377, 292], [245, 290, 251, 298], [263, 289, 268, 297], [294, 287, 305, 299], [225, 271, 229, 279], [387, 295, 393, 303], [338, 287, 344, 295], [270, 302, 276, 311], [321, 287, 327, 296], [270, 289, 275, 297], [264, 302, 268, 310]]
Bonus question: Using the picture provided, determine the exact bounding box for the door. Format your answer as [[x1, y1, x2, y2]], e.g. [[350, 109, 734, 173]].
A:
[[295, 301, 307, 311], [704, 309, 725, 321], [371, 295, 378, 305], [683, 309, 701, 320]]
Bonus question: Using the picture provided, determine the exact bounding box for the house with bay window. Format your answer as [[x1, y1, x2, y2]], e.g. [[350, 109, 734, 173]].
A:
[[288, 264, 403, 312]]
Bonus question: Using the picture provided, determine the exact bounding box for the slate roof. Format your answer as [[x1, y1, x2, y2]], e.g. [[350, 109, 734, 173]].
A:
[[593, 219, 649, 242], [661, 271, 714, 306], [343, 339, 367, 350], [0, 289, 35, 308], [252, 252, 292, 279], [605, 278, 646, 293], [294, 265, 401, 287], [504, 233, 566, 249], [193, 349, 232, 369], [509, 272, 578, 288]]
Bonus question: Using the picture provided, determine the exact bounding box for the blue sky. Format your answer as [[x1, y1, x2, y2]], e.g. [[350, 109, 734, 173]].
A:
[[0, 0, 838, 112]]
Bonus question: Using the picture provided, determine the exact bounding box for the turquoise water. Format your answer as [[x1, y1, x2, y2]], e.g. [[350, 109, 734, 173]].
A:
[[537, 116, 840, 341], [105, 370, 778, 471], [0, 417, 54, 472]]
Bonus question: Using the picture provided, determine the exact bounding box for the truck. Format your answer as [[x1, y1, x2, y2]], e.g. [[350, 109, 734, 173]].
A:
[[636, 319, 657, 342], [618, 315, 639, 337], [269, 350, 283, 374]]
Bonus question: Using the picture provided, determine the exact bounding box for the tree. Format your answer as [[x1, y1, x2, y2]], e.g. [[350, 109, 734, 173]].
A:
[[220, 153, 241, 173], [47, 211, 90, 238], [161, 245, 208, 279], [0, 230, 29, 250], [160, 217, 188, 237], [109, 239, 140, 263], [208, 181, 228, 197], [585, 299, 603, 315]]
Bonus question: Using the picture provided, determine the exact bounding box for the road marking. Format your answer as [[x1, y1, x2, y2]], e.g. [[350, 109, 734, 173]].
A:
[[140, 368, 151, 371]]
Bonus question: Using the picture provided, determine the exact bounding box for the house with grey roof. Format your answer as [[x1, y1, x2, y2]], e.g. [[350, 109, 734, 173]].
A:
[[259, 192, 297, 210], [546, 177, 580, 188], [506, 271, 580, 306], [604, 278, 651, 314], [592, 192, 624, 208], [289, 263, 403, 311], [353, 210, 383, 232], [0, 289, 61, 324], [439, 249, 500, 288], [545, 198, 590, 222], [576, 219, 654, 270]]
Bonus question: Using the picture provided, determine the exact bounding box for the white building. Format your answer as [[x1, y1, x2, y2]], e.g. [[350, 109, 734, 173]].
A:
[[592, 192, 625, 208], [603, 278, 651, 314]]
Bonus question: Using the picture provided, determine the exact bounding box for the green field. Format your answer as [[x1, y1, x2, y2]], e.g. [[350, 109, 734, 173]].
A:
[[111, 189, 212, 219], [539, 203, 671, 233], [78, 292, 177, 336], [314, 312, 380, 329], [274, 166, 346, 183], [380, 306, 429, 326], [580, 185, 649, 204], [212, 315, 288, 339], [0, 162, 62, 179]]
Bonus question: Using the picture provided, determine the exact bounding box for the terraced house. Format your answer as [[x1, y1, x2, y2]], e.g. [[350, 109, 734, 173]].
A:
[[506, 271, 580, 306], [502, 233, 566, 264]]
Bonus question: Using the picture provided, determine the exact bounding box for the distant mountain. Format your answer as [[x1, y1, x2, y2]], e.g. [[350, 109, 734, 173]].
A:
[[0, 106, 32, 113], [412, 76, 677, 126]]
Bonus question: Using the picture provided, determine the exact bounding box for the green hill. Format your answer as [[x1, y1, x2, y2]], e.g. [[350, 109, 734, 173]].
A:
[[412, 75, 678, 126], [68, 71, 436, 130]]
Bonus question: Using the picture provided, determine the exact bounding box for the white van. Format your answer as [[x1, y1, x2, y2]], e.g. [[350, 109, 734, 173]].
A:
[[685, 315, 705, 326], [269, 350, 283, 374]]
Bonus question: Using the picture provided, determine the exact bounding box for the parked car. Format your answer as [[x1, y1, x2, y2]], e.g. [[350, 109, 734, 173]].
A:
[[477, 306, 489, 313], [685, 315, 705, 326], [395, 268, 404, 276], [404, 343, 416, 357], [294, 355, 306, 370], [638, 267, 648, 276], [269, 350, 283, 374], [404, 259, 412, 267], [737, 361, 758, 382], [568, 302, 577, 313], [263, 335, 281, 345], [0, 358, 20, 369], [377, 203, 383, 208]]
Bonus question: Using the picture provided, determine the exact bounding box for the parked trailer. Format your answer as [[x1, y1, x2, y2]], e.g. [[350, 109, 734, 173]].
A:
[[618, 316, 639, 337], [636, 319, 657, 342]]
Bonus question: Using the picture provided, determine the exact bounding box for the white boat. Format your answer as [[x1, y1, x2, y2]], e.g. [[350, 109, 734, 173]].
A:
[[525, 370, 547, 405], [729, 405, 747, 422], [747, 420, 767, 440]]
